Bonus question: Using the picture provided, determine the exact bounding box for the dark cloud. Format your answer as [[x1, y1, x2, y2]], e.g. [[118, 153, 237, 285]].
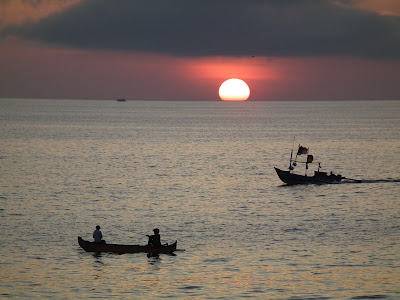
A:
[[3, 0, 400, 58]]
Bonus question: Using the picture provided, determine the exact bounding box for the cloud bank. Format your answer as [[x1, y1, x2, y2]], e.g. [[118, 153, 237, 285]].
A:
[[3, 0, 400, 58]]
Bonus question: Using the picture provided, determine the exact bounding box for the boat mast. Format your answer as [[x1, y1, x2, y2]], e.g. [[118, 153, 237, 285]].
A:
[[305, 147, 310, 176], [289, 137, 295, 172]]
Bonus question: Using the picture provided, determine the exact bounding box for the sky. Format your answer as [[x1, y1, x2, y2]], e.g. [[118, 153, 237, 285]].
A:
[[0, 0, 400, 101]]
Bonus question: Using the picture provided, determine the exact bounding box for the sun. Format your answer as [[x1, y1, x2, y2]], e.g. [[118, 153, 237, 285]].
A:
[[219, 78, 250, 101]]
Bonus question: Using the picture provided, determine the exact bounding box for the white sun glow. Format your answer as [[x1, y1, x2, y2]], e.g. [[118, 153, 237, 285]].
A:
[[219, 79, 250, 101]]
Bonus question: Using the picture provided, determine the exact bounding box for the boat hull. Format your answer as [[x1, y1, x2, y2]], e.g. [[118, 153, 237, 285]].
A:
[[274, 167, 343, 185], [78, 236, 177, 254]]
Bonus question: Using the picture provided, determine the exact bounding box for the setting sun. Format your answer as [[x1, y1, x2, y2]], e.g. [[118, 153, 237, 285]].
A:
[[219, 79, 250, 101]]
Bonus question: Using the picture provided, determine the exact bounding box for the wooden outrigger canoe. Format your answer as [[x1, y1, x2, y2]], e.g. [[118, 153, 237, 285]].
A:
[[78, 236, 177, 254]]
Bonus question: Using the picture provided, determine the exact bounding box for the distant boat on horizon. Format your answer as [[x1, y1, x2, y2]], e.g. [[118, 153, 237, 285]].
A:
[[116, 98, 126, 102]]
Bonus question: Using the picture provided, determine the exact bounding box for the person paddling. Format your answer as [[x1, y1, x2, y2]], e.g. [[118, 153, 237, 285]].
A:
[[147, 228, 162, 247]]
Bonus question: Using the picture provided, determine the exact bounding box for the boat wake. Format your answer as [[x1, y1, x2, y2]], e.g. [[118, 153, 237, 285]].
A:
[[343, 178, 400, 184], [279, 178, 400, 187]]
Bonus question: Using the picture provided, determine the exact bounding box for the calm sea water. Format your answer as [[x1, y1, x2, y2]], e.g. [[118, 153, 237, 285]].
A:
[[0, 99, 399, 299]]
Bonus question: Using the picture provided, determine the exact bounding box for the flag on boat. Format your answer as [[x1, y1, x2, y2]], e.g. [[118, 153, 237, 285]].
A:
[[297, 145, 308, 155]]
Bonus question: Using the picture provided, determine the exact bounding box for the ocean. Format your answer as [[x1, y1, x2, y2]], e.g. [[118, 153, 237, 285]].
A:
[[0, 99, 399, 299]]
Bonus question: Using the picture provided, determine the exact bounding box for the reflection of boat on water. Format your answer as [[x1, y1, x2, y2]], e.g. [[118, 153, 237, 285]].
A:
[[116, 98, 126, 102], [275, 144, 344, 185], [78, 237, 177, 254]]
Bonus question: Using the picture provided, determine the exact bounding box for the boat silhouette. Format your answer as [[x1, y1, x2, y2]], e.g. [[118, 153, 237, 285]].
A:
[[275, 144, 344, 185]]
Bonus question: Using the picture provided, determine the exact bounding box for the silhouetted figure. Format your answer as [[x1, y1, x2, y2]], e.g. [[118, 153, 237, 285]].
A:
[[93, 225, 103, 243], [147, 228, 161, 247]]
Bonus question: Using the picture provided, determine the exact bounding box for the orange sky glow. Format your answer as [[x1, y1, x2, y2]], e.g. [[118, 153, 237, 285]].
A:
[[0, 1, 399, 100], [333, 0, 400, 16], [0, 0, 81, 30]]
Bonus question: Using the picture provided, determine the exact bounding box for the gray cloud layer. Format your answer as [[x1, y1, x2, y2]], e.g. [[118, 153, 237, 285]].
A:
[[4, 0, 400, 58]]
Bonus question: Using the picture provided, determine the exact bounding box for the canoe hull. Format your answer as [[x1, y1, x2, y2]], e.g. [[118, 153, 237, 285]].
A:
[[78, 236, 177, 254], [275, 167, 343, 185]]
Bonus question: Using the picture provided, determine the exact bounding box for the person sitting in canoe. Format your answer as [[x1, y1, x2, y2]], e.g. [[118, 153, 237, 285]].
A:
[[147, 228, 162, 247], [93, 225, 104, 243]]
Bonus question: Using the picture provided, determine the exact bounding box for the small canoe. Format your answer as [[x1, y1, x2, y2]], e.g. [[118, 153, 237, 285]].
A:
[[78, 236, 177, 254]]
